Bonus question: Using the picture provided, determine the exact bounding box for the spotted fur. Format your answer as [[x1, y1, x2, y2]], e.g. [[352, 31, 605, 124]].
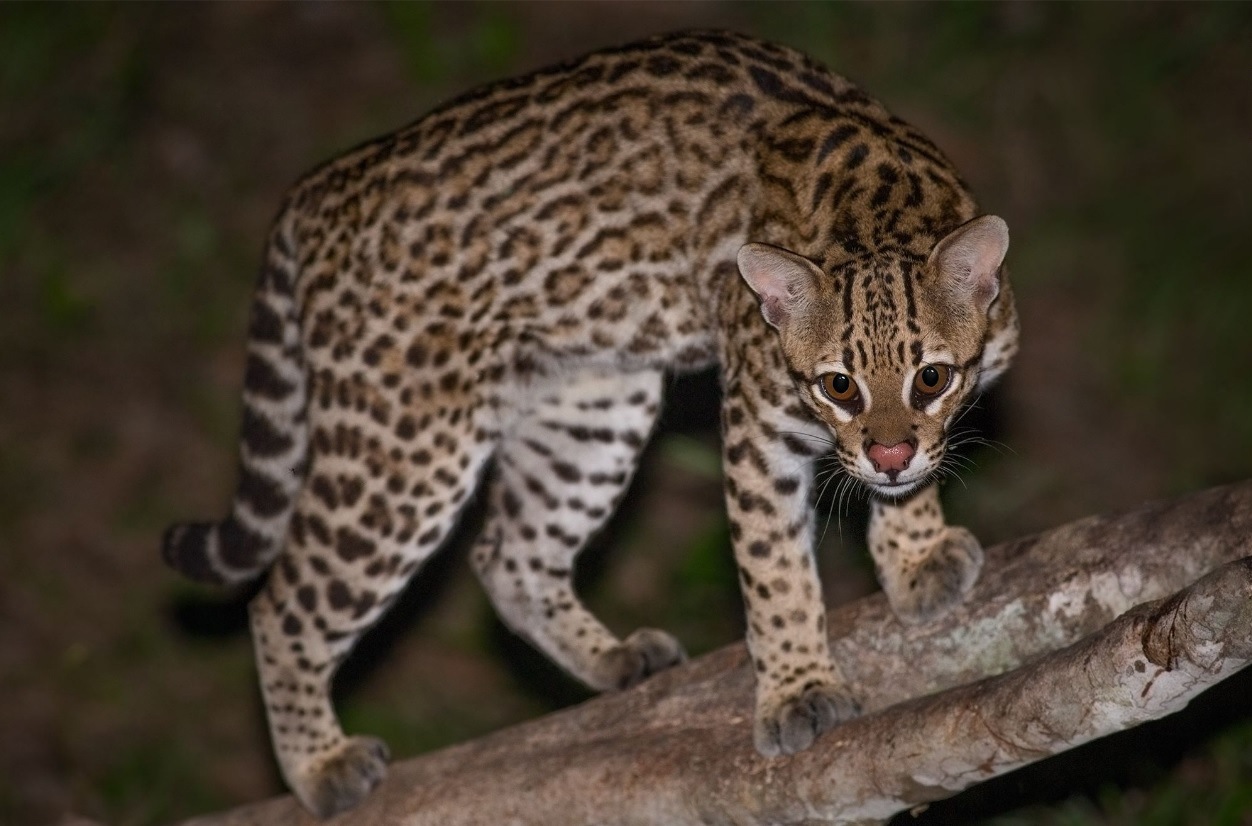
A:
[[163, 30, 1018, 817]]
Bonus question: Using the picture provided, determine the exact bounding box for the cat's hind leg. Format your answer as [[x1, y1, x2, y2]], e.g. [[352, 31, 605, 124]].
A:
[[471, 366, 685, 691], [249, 400, 496, 817]]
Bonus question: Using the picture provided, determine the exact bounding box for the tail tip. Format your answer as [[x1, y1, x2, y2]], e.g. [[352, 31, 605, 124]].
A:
[[162, 521, 227, 585]]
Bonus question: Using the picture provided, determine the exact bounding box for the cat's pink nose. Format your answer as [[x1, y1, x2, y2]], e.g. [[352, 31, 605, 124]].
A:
[[866, 440, 915, 476]]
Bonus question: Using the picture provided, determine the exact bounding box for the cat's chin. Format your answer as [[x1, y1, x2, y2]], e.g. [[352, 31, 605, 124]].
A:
[[864, 478, 928, 499]]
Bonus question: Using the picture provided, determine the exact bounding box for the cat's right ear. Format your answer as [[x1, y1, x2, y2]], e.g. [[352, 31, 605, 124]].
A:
[[737, 243, 823, 330]]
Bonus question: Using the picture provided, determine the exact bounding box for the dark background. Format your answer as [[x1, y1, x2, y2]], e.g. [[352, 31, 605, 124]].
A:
[[3, 3, 1251, 824]]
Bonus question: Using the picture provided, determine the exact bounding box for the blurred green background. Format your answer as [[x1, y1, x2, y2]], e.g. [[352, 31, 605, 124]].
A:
[[2, 2, 1251, 824]]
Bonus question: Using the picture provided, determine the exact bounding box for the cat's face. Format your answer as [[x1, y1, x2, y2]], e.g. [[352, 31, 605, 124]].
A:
[[739, 216, 1010, 497], [783, 256, 989, 497]]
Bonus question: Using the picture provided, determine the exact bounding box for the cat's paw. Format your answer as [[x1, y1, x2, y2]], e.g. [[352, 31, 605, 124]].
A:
[[594, 628, 687, 690], [753, 681, 861, 758], [292, 735, 390, 819], [888, 525, 984, 625]]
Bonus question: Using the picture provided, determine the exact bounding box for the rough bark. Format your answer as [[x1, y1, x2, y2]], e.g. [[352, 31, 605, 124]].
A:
[[177, 481, 1252, 826]]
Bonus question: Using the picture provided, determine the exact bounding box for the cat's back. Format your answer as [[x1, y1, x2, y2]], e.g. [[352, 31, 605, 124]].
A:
[[279, 30, 884, 237], [266, 31, 951, 372]]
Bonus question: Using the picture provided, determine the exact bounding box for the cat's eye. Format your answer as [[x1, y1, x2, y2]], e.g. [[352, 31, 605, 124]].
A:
[[913, 364, 952, 397], [819, 372, 859, 403]]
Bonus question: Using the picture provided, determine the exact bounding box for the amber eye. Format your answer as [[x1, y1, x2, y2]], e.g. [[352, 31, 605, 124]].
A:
[[819, 372, 859, 403], [913, 364, 952, 397]]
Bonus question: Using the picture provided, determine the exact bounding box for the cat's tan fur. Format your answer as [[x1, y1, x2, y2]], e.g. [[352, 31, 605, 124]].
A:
[[164, 30, 1017, 816]]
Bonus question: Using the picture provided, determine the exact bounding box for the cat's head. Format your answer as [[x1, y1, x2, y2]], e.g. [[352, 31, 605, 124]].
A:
[[738, 215, 1012, 498]]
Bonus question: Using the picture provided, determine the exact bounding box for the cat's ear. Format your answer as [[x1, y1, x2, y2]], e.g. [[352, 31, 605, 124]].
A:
[[737, 243, 823, 330], [927, 215, 1009, 313]]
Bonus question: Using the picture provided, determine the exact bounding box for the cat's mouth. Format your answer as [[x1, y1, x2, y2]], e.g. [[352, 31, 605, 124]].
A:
[[860, 472, 931, 499], [868, 481, 924, 498]]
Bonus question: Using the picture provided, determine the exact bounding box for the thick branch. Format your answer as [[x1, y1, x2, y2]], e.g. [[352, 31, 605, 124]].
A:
[[179, 481, 1252, 826]]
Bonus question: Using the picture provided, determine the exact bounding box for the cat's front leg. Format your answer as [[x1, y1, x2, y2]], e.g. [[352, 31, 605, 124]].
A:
[[867, 482, 984, 625], [721, 397, 860, 757]]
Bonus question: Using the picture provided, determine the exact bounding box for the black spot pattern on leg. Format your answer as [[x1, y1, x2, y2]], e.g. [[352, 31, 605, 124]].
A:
[[335, 527, 376, 562]]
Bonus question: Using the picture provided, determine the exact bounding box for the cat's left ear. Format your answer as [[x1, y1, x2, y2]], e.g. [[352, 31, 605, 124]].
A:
[[927, 215, 1009, 313], [737, 243, 823, 330]]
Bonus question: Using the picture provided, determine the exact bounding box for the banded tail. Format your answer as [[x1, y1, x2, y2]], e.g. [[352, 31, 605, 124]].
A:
[[163, 216, 308, 585]]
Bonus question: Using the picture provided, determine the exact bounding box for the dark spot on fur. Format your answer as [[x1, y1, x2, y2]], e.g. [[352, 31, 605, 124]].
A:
[[327, 579, 352, 611], [335, 527, 376, 562]]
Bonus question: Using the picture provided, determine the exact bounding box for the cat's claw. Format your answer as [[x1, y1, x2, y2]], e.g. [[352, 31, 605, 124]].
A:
[[595, 628, 687, 690], [888, 525, 984, 625], [753, 682, 861, 758], [292, 735, 390, 819]]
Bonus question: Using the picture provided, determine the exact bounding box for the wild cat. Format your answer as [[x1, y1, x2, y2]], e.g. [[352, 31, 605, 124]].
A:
[[164, 30, 1015, 816]]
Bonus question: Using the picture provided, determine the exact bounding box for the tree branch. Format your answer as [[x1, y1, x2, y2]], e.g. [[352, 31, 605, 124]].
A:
[[178, 481, 1252, 826]]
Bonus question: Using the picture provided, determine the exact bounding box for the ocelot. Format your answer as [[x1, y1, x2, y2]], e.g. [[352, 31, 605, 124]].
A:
[[164, 29, 1016, 817]]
